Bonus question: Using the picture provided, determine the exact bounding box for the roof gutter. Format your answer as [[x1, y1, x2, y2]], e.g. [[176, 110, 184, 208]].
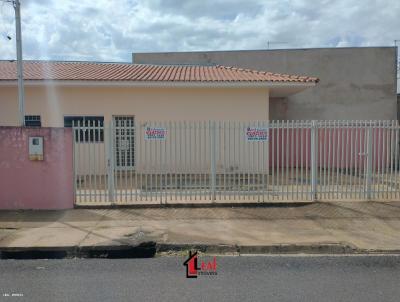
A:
[[0, 80, 317, 89]]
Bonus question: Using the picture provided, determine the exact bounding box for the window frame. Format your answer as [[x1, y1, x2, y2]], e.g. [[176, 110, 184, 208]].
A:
[[63, 115, 104, 143], [24, 115, 41, 127]]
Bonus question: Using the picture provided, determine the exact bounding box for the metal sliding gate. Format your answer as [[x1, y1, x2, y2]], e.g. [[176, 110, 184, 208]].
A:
[[73, 120, 400, 205]]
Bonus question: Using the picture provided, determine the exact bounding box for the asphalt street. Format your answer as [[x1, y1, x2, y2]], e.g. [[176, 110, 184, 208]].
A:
[[0, 255, 399, 302]]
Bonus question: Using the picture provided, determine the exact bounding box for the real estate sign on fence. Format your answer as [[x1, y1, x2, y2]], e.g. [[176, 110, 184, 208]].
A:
[[246, 127, 269, 141], [144, 127, 167, 140]]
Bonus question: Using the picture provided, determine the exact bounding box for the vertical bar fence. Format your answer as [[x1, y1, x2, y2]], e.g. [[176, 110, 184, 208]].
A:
[[73, 120, 400, 205]]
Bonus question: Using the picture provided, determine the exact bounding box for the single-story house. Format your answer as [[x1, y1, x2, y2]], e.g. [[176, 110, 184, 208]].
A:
[[0, 60, 318, 128], [0, 61, 319, 176]]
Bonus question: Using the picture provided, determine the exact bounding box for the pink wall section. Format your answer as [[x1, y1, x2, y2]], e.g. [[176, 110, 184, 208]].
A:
[[268, 127, 391, 170], [0, 127, 73, 209]]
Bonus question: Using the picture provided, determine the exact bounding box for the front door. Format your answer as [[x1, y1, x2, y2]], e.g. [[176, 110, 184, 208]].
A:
[[113, 116, 135, 169]]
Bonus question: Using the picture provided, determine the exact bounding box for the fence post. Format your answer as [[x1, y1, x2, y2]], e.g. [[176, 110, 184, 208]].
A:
[[366, 125, 373, 200], [107, 119, 115, 203], [310, 120, 317, 201], [72, 120, 77, 204], [210, 121, 217, 201]]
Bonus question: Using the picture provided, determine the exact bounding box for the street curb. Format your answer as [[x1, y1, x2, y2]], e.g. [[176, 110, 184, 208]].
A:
[[0, 242, 157, 259], [156, 243, 360, 254], [156, 243, 400, 255], [74, 201, 313, 209], [1, 242, 400, 259]]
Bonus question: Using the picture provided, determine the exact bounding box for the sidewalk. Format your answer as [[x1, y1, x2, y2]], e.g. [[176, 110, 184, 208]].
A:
[[1, 201, 400, 254]]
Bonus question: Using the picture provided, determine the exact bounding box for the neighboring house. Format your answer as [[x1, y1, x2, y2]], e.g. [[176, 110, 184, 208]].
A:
[[133, 47, 398, 120], [0, 60, 318, 127]]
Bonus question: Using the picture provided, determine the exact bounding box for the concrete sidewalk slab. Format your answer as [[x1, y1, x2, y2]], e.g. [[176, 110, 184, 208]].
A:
[[0, 201, 400, 254]]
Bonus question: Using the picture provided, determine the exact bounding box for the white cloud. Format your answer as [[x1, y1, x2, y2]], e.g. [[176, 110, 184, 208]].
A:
[[0, 0, 398, 62]]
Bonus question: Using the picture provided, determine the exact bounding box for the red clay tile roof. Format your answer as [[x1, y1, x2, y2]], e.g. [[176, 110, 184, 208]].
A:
[[0, 61, 319, 84]]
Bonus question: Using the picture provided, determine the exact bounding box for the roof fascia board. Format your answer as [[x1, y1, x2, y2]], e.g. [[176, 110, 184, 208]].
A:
[[0, 80, 316, 88]]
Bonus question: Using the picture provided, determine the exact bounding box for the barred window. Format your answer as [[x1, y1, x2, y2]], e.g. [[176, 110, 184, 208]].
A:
[[64, 116, 104, 142], [24, 115, 41, 127]]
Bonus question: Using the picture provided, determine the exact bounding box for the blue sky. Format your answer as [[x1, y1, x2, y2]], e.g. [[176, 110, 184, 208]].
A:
[[0, 0, 399, 63]]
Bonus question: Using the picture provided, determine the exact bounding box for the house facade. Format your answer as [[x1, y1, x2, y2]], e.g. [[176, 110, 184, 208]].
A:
[[1, 61, 399, 207], [0, 61, 318, 185]]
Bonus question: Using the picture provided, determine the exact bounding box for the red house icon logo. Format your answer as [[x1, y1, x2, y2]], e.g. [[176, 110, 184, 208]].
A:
[[183, 251, 199, 278], [183, 251, 218, 278]]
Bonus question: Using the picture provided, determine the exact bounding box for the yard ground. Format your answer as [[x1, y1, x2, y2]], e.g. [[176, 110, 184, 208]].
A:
[[0, 201, 400, 254]]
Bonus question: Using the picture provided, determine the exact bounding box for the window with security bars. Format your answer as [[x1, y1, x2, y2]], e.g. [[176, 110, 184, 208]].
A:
[[24, 115, 41, 127], [64, 116, 104, 142], [114, 116, 135, 168]]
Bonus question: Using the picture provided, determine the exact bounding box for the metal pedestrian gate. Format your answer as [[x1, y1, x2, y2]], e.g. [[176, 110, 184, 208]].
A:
[[73, 120, 400, 205]]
